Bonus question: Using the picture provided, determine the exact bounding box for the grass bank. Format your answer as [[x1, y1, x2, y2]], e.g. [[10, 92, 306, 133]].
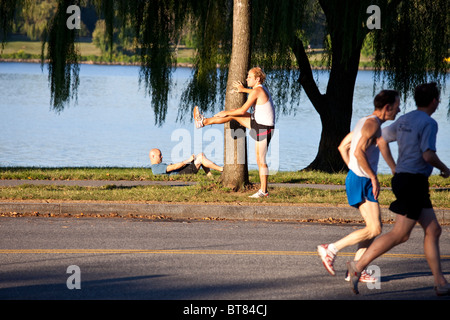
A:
[[1, 41, 377, 69], [0, 167, 448, 208], [1, 166, 354, 184], [0, 41, 195, 65]]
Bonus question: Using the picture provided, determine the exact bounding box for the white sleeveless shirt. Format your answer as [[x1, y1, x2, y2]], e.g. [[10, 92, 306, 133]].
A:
[[253, 85, 275, 126], [348, 115, 380, 178]]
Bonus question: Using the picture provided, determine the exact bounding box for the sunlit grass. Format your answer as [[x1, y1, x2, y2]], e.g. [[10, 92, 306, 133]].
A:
[[1, 167, 448, 187], [1, 167, 448, 208], [0, 183, 448, 208]]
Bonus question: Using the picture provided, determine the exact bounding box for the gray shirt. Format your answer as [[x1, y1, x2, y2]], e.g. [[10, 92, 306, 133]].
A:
[[151, 163, 178, 175], [382, 110, 437, 177]]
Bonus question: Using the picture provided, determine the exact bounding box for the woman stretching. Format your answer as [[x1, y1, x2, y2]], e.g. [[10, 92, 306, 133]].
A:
[[193, 67, 275, 198]]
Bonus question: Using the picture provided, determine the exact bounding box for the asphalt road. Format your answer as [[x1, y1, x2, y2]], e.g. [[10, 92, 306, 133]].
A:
[[0, 216, 449, 307]]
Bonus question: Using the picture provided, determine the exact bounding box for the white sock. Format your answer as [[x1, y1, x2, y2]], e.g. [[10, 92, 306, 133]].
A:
[[328, 243, 338, 254]]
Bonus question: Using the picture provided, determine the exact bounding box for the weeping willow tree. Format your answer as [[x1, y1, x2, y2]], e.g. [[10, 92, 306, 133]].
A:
[[250, 0, 449, 172], [1, 0, 448, 180], [286, 0, 449, 172]]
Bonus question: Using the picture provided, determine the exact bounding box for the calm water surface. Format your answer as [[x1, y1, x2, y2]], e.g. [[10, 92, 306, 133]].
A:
[[0, 62, 449, 174]]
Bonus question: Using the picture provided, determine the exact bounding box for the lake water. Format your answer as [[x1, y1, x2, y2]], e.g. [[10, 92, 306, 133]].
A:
[[0, 62, 449, 174]]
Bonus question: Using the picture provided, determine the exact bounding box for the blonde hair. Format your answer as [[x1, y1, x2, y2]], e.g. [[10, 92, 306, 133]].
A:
[[249, 67, 266, 84]]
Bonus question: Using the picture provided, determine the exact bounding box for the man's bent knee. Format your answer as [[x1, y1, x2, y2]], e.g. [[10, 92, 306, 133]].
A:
[[195, 153, 204, 162], [369, 225, 382, 239], [391, 230, 410, 245], [425, 223, 442, 239], [363, 225, 381, 240]]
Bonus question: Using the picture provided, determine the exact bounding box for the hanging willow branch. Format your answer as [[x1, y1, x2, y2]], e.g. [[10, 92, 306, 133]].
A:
[[41, 0, 81, 112], [372, 0, 449, 99], [0, 0, 17, 49], [134, 1, 178, 125], [251, 0, 311, 115], [95, 0, 190, 126], [178, 0, 232, 122]]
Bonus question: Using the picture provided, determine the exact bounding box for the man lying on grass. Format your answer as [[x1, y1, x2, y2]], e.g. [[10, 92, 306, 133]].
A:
[[149, 148, 223, 176]]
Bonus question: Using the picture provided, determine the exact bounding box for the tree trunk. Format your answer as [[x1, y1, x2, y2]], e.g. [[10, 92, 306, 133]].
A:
[[305, 42, 362, 172], [220, 0, 251, 190], [304, 94, 353, 173], [292, 1, 368, 173]]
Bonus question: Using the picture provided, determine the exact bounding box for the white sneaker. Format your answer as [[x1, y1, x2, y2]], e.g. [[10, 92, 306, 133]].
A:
[[317, 244, 336, 276], [249, 189, 269, 198], [345, 270, 377, 283], [193, 106, 205, 128]]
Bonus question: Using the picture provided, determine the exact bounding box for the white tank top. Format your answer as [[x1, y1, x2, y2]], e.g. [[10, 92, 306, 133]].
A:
[[348, 115, 380, 178], [253, 85, 275, 126]]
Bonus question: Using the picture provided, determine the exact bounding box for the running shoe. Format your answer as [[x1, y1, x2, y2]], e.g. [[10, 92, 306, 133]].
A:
[[249, 189, 269, 198], [317, 244, 336, 276], [345, 270, 377, 283], [346, 261, 361, 294], [193, 106, 205, 128], [435, 283, 450, 296]]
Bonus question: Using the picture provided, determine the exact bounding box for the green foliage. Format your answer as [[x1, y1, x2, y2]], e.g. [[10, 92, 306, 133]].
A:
[[18, 0, 58, 40], [372, 0, 449, 98], [360, 32, 375, 58], [91, 19, 108, 52]]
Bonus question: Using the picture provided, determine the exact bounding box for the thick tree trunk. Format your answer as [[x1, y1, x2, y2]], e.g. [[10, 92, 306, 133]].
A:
[[305, 45, 361, 172], [220, 0, 251, 190], [292, 1, 367, 173], [292, 42, 357, 172], [305, 109, 350, 172]]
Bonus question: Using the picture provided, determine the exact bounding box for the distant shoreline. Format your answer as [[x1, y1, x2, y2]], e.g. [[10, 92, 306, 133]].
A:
[[0, 58, 378, 71]]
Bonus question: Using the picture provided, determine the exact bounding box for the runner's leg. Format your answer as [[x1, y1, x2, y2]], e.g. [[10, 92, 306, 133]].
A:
[[333, 201, 382, 253], [418, 208, 448, 287], [355, 214, 416, 272], [255, 139, 269, 193]]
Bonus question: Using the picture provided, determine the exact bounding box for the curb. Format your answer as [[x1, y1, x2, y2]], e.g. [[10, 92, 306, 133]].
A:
[[0, 201, 380, 221], [1, 201, 449, 224]]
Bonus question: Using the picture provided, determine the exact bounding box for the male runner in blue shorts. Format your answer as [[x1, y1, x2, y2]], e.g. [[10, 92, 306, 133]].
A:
[[347, 82, 450, 296], [318, 90, 400, 282]]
